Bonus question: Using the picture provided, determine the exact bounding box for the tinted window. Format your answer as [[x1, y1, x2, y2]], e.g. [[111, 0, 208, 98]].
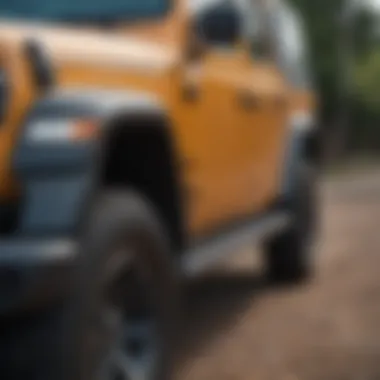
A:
[[194, 1, 243, 47], [270, 3, 311, 88], [240, 0, 269, 58]]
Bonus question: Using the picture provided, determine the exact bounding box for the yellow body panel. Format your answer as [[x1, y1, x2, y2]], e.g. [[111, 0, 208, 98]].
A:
[[0, 2, 315, 239]]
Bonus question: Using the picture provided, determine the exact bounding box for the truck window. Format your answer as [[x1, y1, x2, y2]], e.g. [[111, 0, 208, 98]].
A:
[[269, 2, 312, 89], [239, 0, 272, 60], [192, 0, 243, 48]]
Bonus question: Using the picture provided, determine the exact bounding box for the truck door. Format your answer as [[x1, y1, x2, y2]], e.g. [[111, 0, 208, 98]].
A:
[[237, 0, 290, 210], [177, 0, 260, 238], [243, 0, 314, 208]]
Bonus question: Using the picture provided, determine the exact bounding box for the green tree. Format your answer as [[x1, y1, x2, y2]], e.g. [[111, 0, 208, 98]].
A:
[[289, 0, 379, 157], [354, 9, 378, 59], [355, 50, 380, 112], [350, 48, 380, 152], [289, 0, 344, 123]]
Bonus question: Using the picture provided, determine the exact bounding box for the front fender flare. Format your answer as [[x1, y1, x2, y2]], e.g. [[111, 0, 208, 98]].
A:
[[13, 88, 169, 237]]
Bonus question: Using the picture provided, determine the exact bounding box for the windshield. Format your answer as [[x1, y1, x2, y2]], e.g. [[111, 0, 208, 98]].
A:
[[0, 0, 170, 23]]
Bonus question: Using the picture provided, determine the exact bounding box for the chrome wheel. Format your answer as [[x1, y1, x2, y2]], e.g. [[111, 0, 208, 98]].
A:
[[98, 247, 160, 380], [107, 319, 158, 380]]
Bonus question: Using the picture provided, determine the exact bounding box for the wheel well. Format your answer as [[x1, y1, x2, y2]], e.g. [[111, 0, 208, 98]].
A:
[[303, 130, 321, 167], [100, 116, 184, 250]]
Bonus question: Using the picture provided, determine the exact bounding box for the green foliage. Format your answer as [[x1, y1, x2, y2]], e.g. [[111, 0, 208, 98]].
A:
[[289, 0, 380, 155], [351, 11, 380, 152], [289, 0, 345, 121], [289, 0, 377, 116], [354, 50, 380, 113], [349, 49, 380, 152], [354, 10, 378, 59]]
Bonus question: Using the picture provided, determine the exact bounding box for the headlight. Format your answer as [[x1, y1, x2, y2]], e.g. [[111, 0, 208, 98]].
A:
[[25, 118, 98, 144]]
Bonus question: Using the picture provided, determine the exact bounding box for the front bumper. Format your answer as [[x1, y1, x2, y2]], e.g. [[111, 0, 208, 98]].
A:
[[0, 238, 77, 315]]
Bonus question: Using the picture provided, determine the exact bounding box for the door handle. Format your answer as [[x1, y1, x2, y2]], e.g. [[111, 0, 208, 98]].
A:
[[182, 82, 200, 103], [237, 89, 259, 110]]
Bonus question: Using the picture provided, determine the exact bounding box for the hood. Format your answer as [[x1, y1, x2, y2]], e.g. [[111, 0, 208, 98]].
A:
[[0, 20, 179, 73], [0, 19, 181, 201]]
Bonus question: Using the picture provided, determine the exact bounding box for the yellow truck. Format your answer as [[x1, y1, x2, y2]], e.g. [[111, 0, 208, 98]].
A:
[[0, 0, 318, 379]]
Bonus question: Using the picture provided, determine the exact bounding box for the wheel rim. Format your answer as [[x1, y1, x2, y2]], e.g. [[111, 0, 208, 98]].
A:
[[102, 318, 158, 380], [98, 247, 159, 380]]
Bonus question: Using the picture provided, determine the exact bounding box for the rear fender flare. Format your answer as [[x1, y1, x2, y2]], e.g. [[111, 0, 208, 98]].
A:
[[279, 112, 318, 199]]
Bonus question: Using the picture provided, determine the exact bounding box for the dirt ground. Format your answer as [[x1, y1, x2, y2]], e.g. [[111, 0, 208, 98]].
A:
[[176, 168, 380, 380]]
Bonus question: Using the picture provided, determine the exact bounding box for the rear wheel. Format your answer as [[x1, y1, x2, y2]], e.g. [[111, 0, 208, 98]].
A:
[[264, 162, 318, 284], [71, 190, 178, 380]]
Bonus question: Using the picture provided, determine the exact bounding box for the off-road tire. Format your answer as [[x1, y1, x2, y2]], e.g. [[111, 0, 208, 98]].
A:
[[264, 162, 318, 284], [68, 189, 179, 380]]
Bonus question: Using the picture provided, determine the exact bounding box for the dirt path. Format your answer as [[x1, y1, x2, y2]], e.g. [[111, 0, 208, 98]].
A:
[[177, 169, 380, 380]]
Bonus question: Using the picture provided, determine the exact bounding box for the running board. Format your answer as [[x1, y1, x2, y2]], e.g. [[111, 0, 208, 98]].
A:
[[180, 211, 292, 276]]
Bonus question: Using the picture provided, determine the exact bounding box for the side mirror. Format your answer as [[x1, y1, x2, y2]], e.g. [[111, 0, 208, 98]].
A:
[[185, 32, 208, 62], [196, 3, 241, 46]]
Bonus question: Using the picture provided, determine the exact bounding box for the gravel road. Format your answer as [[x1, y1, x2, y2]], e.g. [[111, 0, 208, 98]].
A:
[[176, 168, 380, 380]]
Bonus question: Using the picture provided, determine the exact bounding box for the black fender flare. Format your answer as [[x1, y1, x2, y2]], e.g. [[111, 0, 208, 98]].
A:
[[13, 88, 172, 237], [279, 112, 320, 200]]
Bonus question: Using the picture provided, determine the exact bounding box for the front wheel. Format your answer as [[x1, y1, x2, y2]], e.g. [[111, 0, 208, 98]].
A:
[[71, 190, 178, 380]]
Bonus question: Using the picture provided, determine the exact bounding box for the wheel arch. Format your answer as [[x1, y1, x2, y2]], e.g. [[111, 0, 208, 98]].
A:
[[99, 113, 185, 251], [13, 88, 186, 250], [279, 113, 320, 200]]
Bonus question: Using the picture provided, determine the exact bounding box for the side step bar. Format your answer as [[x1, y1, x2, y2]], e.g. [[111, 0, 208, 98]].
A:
[[180, 211, 292, 276]]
